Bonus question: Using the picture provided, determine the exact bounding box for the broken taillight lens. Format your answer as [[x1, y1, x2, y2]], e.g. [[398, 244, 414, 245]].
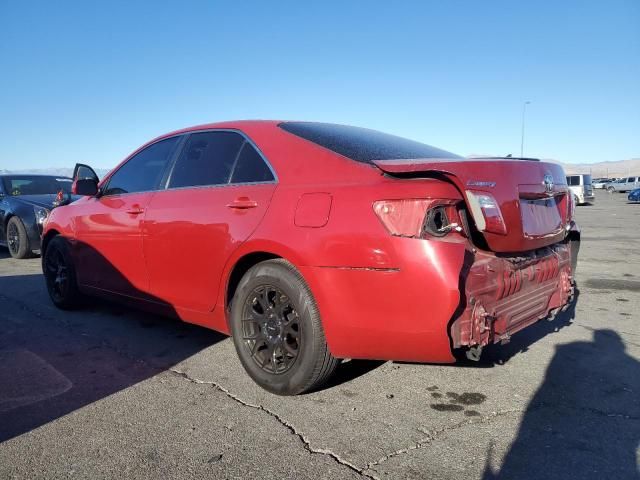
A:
[[373, 199, 431, 237], [373, 199, 461, 238], [465, 191, 507, 235]]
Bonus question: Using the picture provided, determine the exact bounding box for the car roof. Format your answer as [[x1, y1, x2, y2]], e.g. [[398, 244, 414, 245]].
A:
[[157, 120, 283, 140], [102, 121, 380, 186]]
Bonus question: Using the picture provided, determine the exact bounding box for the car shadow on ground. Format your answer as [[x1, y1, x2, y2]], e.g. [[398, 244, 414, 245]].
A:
[[0, 271, 228, 443], [477, 288, 581, 367], [482, 327, 640, 479]]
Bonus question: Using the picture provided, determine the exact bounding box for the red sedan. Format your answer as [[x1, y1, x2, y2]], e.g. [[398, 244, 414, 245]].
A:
[[42, 121, 580, 395]]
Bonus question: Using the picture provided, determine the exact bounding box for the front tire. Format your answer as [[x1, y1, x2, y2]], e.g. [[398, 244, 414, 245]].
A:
[[229, 259, 339, 395], [43, 236, 83, 310], [6, 216, 33, 259]]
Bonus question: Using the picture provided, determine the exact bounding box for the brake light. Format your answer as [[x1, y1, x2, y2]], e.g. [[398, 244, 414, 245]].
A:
[[465, 191, 507, 235]]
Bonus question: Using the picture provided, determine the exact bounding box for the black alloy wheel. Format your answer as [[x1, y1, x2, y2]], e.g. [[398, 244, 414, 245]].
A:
[[230, 259, 339, 395], [43, 236, 82, 309], [6, 216, 32, 259], [242, 285, 301, 375]]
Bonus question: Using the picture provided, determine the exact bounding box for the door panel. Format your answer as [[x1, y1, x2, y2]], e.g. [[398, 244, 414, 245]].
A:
[[72, 193, 153, 298], [143, 184, 276, 311]]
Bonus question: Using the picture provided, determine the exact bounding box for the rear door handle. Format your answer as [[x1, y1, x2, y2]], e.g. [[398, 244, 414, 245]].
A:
[[227, 197, 258, 209], [126, 207, 144, 215]]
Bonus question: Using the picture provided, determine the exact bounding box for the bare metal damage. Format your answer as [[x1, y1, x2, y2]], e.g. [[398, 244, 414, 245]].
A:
[[451, 243, 575, 352]]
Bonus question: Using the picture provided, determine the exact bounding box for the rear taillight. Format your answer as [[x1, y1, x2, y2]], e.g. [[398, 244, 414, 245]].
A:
[[465, 191, 507, 235], [373, 199, 431, 237], [373, 199, 461, 238]]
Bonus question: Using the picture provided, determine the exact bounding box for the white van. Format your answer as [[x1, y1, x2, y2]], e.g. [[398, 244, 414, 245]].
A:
[[566, 174, 595, 205]]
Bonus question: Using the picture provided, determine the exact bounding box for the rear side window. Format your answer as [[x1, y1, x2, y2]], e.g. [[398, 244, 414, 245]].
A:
[[583, 175, 592, 185], [279, 122, 462, 163], [168, 131, 244, 188], [230, 142, 274, 183], [104, 136, 180, 196]]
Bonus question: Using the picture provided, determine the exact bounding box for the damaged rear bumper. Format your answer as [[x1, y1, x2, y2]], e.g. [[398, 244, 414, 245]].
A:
[[451, 242, 576, 350]]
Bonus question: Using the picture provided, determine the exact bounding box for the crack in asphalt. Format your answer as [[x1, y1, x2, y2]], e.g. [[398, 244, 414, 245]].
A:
[[169, 369, 380, 480], [5, 292, 637, 475], [362, 399, 640, 474], [533, 401, 640, 421], [362, 409, 523, 474]]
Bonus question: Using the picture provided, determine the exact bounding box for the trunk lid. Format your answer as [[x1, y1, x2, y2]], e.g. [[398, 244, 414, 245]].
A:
[[373, 158, 570, 253]]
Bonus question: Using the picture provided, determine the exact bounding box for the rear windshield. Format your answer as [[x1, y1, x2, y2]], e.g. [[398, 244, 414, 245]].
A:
[[279, 122, 462, 163], [2, 176, 73, 196], [583, 174, 592, 185]]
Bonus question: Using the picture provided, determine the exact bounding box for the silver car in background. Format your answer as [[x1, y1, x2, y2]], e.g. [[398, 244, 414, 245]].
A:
[[606, 176, 640, 193], [592, 177, 617, 189]]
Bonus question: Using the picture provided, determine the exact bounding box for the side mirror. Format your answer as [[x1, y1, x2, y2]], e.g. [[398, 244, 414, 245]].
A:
[[73, 178, 99, 196], [73, 163, 99, 183]]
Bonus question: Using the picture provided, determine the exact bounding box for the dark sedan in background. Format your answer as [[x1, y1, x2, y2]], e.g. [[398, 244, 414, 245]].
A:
[[628, 188, 640, 203], [0, 175, 74, 258]]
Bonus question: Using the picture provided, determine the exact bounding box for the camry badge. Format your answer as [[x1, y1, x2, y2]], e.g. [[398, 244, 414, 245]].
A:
[[543, 174, 554, 193], [466, 180, 496, 188]]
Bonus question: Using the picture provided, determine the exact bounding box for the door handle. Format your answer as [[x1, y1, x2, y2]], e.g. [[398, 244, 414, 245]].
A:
[[126, 207, 144, 215], [226, 197, 258, 209]]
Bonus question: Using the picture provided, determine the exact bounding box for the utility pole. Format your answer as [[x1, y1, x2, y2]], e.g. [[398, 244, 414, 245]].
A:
[[520, 101, 531, 158]]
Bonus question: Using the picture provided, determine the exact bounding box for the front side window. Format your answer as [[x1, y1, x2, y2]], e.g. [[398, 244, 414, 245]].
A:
[[168, 131, 245, 188], [103, 136, 180, 196]]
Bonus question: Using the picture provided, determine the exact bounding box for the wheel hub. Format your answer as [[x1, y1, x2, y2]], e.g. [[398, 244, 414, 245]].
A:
[[242, 285, 301, 374]]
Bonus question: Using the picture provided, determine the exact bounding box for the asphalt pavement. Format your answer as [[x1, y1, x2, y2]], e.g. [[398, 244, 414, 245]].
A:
[[0, 190, 638, 479]]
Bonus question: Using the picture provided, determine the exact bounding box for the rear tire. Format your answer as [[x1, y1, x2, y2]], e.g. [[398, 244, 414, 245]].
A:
[[43, 236, 83, 310], [229, 259, 339, 395], [6, 216, 34, 259]]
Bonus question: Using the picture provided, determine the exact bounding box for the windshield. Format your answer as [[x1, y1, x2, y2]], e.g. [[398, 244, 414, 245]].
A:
[[2, 176, 73, 196]]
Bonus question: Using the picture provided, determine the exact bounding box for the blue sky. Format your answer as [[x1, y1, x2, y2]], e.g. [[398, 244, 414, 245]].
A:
[[1, 0, 638, 169]]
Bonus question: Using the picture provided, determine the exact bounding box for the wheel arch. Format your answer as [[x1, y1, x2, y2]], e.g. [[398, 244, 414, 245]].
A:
[[3, 212, 14, 229], [41, 229, 61, 258], [225, 251, 283, 311]]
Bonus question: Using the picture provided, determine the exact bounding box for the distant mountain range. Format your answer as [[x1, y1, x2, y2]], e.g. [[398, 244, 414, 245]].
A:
[[0, 167, 110, 179], [2, 157, 638, 180], [554, 158, 640, 178]]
